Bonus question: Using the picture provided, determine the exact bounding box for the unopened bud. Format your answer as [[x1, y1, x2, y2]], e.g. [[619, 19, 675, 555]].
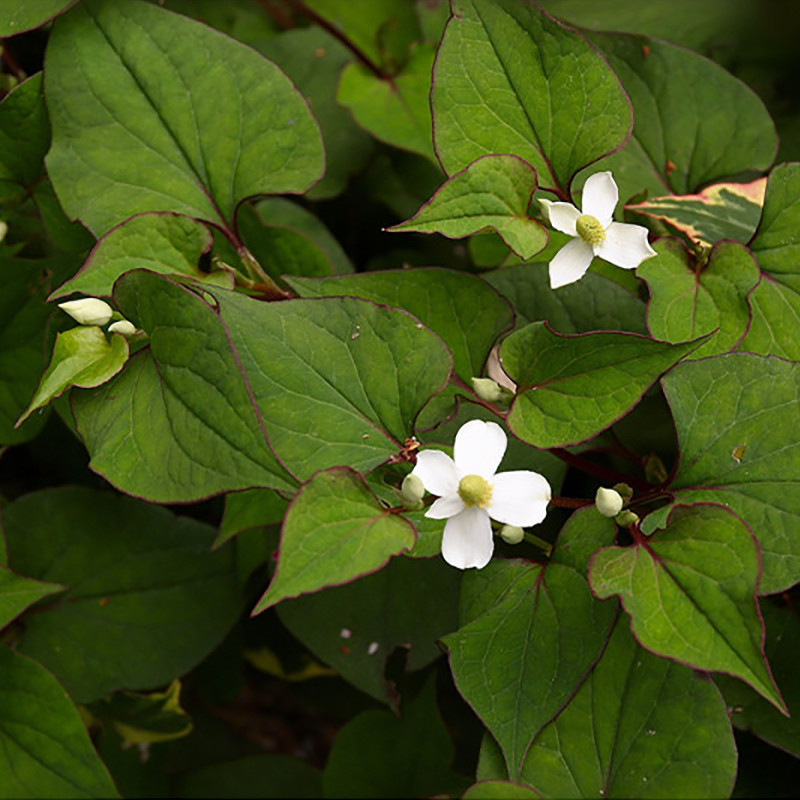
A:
[[108, 320, 137, 337], [0, 220, 7, 242], [615, 510, 640, 528], [471, 377, 514, 404], [400, 473, 425, 507], [595, 487, 623, 518], [58, 298, 113, 327], [499, 525, 525, 545], [612, 482, 633, 503]]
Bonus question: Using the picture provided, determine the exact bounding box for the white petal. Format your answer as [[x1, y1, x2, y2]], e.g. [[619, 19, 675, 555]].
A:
[[411, 450, 458, 497], [549, 238, 595, 289], [58, 298, 113, 327], [489, 471, 551, 527], [546, 202, 580, 236], [598, 222, 657, 269], [581, 171, 618, 226], [454, 419, 506, 479], [426, 493, 465, 520], [441, 507, 494, 569]]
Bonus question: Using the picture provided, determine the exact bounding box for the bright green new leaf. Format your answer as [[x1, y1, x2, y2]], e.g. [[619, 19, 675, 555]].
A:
[[583, 32, 776, 201], [519, 619, 737, 799], [287, 267, 511, 382], [432, 0, 631, 192], [45, 0, 324, 237], [502, 322, 705, 448], [717, 599, 800, 758], [663, 353, 800, 594], [0, 565, 64, 630], [51, 213, 213, 300], [5, 486, 241, 703], [338, 43, 436, 161], [638, 239, 760, 359], [485, 263, 647, 334], [590, 504, 783, 711], [260, 26, 373, 200], [277, 555, 460, 705], [0, 73, 50, 187], [0, 0, 75, 36], [444, 508, 617, 779], [255, 468, 415, 611], [88, 679, 192, 745], [389, 155, 546, 259], [741, 162, 800, 360], [0, 646, 120, 799], [322, 675, 469, 799], [17, 326, 129, 425], [626, 179, 767, 245]]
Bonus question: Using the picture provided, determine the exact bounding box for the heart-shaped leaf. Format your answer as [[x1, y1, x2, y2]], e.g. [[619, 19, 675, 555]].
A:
[[45, 0, 323, 237], [590, 504, 783, 711]]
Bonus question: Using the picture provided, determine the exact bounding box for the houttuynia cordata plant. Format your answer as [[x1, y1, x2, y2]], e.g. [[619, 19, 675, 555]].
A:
[[1, 0, 799, 797]]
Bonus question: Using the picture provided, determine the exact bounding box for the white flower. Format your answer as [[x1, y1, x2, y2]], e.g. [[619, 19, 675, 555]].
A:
[[410, 420, 551, 569], [545, 171, 656, 289], [108, 320, 137, 337], [58, 297, 113, 326]]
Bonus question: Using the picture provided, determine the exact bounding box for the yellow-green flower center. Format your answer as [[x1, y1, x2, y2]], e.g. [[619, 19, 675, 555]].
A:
[[458, 474, 493, 508], [576, 214, 606, 245]]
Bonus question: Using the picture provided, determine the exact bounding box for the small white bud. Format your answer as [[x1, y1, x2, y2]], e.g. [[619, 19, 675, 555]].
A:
[[58, 298, 113, 327], [400, 473, 425, 506], [499, 524, 525, 545], [0, 220, 7, 242], [595, 487, 624, 518], [108, 320, 137, 337]]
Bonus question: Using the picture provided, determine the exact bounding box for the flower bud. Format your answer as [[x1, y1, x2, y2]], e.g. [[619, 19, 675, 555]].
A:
[[0, 220, 7, 242], [108, 320, 138, 337], [471, 377, 514, 404], [615, 510, 640, 528], [400, 473, 425, 507], [499, 524, 525, 545], [58, 298, 113, 327], [612, 482, 633, 503], [595, 487, 623, 518]]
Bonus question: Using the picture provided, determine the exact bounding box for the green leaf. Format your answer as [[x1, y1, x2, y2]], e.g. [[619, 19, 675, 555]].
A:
[[626, 178, 767, 246], [216, 489, 289, 548], [258, 26, 373, 200], [17, 326, 129, 425], [741, 162, 800, 360], [485, 263, 647, 334], [338, 43, 436, 160], [51, 213, 213, 300], [0, 0, 75, 36], [389, 155, 546, 259], [583, 31, 777, 201], [322, 674, 469, 799], [45, 0, 323, 237], [663, 353, 800, 594], [501, 322, 705, 448], [0, 646, 120, 799], [432, 0, 632, 192], [520, 619, 737, 799], [444, 508, 617, 779], [0, 73, 49, 187], [255, 468, 415, 611], [87, 679, 192, 745], [638, 239, 760, 359], [463, 781, 542, 800], [0, 565, 64, 630], [717, 599, 800, 758], [176, 754, 322, 800], [286, 267, 512, 382], [277, 554, 460, 704], [5, 486, 241, 702], [590, 504, 783, 711]]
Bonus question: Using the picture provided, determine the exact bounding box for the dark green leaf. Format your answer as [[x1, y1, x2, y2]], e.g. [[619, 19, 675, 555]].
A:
[[502, 322, 705, 448], [432, 0, 632, 192], [5, 486, 241, 702], [255, 468, 415, 611], [0, 565, 63, 630], [0, 73, 49, 186], [45, 0, 323, 236], [590, 504, 783, 711], [0, 645, 119, 798], [216, 489, 289, 548]]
